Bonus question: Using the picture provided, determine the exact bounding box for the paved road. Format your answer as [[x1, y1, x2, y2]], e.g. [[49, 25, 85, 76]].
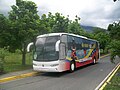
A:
[[0, 56, 119, 90]]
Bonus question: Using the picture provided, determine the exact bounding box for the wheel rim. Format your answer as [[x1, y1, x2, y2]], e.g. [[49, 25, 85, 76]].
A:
[[71, 63, 75, 71], [94, 58, 96, 64]]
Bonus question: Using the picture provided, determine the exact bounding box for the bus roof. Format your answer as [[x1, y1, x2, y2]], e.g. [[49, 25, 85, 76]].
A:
[[37, 33, 98, 42]]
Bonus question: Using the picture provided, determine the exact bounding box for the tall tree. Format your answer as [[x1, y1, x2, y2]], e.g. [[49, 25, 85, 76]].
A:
[[0, 14, 10, 48], [108, 22, 120, 40], [9, 0, 40, 65], [107, 21, 120, 62], [39, 14, 52, 34], [39, 12, 70, 33], [94, 32, 110, 53], [52, 13, 69, 33]]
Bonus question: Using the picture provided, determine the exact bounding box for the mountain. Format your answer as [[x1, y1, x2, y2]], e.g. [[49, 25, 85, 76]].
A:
[[81, 25, 95, 32], [81, 25, 106, 33]]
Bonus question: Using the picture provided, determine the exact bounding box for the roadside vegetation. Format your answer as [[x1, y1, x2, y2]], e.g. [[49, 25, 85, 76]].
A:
[[0, 0, 120, 74], [4, 51, 32, 73], [103, 68, 120, 90], [0, 48, 32, 73]]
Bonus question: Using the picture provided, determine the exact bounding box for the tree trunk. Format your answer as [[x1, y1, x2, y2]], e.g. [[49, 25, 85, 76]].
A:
[[22, 43, 26, 65]]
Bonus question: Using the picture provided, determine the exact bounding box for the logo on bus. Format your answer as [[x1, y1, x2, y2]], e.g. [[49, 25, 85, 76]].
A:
[[42, 64, 44, 67]]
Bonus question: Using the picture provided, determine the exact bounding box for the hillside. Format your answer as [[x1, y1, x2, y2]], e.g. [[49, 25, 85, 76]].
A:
[[81, 25, 106, 33]]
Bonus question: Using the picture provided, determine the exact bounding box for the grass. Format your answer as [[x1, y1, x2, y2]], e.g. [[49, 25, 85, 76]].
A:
[[103, 68, 120, 90], [3, 52, 32, 73]]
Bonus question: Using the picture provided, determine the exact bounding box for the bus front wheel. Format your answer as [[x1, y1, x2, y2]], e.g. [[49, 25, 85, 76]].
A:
[[93, 57, 97, 64], [70, 61, 75, 72]]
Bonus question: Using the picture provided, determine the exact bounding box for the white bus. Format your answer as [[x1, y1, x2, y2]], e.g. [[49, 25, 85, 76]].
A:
[[27, 33, 100, 72]]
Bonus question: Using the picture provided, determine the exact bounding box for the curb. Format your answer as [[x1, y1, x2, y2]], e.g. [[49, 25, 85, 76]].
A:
[[0, 72, 38, 83], [95, 62, 120, 90], [0, 54, 110, 83]]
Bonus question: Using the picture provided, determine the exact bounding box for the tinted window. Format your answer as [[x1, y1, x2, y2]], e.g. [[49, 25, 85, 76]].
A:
[[34, 36, 60, 61]]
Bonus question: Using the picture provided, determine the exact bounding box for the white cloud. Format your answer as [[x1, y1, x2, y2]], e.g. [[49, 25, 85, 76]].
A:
[[0, 0, 15, 15], [0, 0, 120, 29]]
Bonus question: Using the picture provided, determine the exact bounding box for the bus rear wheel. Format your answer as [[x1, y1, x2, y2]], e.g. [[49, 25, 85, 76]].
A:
[[70, 61, 75, 72]]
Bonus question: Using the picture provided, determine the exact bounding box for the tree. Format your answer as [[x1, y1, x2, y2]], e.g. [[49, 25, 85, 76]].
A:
[[0, 14, 10, 48], [68, 15, 84, 35], [8, 0, 40, 65], [113, 0, 120, 2], [39, 12, 70, 33], [113, 0, 117, 2], [51, 13, 70, 33], [108, 22, 120, 40], [39, 14, 52, 34], [108, 40, 120, 63], [94, 32, 110, 53], [107, 21, 120, 62]]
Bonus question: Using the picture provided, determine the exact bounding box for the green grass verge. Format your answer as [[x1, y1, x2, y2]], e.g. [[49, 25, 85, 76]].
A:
[[103, 68, 120, 90], [3, 52, 32, 73]]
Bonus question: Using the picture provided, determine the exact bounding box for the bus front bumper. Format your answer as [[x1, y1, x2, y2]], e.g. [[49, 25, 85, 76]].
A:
[[33, 65, 62, 72]]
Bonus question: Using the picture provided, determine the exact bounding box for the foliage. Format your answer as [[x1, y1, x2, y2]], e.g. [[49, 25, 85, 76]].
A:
[[52, 13, 70, 33], [40, 13, 83, 34], [0, 5, 84, 66], [68, 16, 84, 35], [8, 0, 40, 65], [94, 32, 110, 53], [108, 40, 120, 63], [0, 14, 11, 48], [107, 21, 120, 62], [0, 48, 8, 73], [38, 14, 51, 34], [113, 0, 117, 2], [93, 27, 106, 34], [108, 21, 120, 40], [1, 0, 117, 67], [40, 12, 70, 33], [93, 27, 110, 54], [103, 68, 120, 90], [4, 52, 32, 72]]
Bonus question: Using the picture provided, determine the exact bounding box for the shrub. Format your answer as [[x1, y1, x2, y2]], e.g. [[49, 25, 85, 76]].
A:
[[0, 48, 8, 73]]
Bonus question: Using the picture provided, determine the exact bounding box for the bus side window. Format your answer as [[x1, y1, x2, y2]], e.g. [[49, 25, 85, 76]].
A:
[[72, 37, 76, 49], [61, 35, 67, 43], [74, 37, 80, 50], [67, 35, 73, 50]]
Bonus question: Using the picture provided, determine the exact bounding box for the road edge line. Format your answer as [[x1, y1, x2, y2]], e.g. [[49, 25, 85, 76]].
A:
[[95, 62, 120, 90]]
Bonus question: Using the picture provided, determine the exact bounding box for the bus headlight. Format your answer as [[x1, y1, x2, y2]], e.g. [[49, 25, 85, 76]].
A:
[[50, 64, 59, 67]]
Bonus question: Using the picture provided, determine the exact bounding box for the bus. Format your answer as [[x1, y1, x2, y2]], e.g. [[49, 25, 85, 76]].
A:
[[27, 33, 100, 72]]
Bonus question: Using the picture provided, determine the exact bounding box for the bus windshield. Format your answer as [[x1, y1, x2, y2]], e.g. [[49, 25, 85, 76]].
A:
[[34, 36, 60, 61]]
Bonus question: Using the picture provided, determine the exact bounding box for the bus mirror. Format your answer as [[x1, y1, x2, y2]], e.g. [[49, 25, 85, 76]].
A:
[[55, 40, 60, 51], [27, 42, 33, 52]]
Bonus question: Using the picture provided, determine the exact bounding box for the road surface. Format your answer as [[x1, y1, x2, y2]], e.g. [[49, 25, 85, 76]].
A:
[[0, 56, 119, 90]]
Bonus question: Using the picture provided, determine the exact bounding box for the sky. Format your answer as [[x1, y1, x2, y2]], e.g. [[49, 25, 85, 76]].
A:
[[0, 0, 120, 29]]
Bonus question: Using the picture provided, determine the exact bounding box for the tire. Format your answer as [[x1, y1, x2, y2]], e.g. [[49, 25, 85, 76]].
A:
[[70, 61, 75, 72]]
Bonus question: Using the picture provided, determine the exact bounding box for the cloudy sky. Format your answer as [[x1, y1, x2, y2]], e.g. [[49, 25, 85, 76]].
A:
[[0, 0, 120, 29]]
